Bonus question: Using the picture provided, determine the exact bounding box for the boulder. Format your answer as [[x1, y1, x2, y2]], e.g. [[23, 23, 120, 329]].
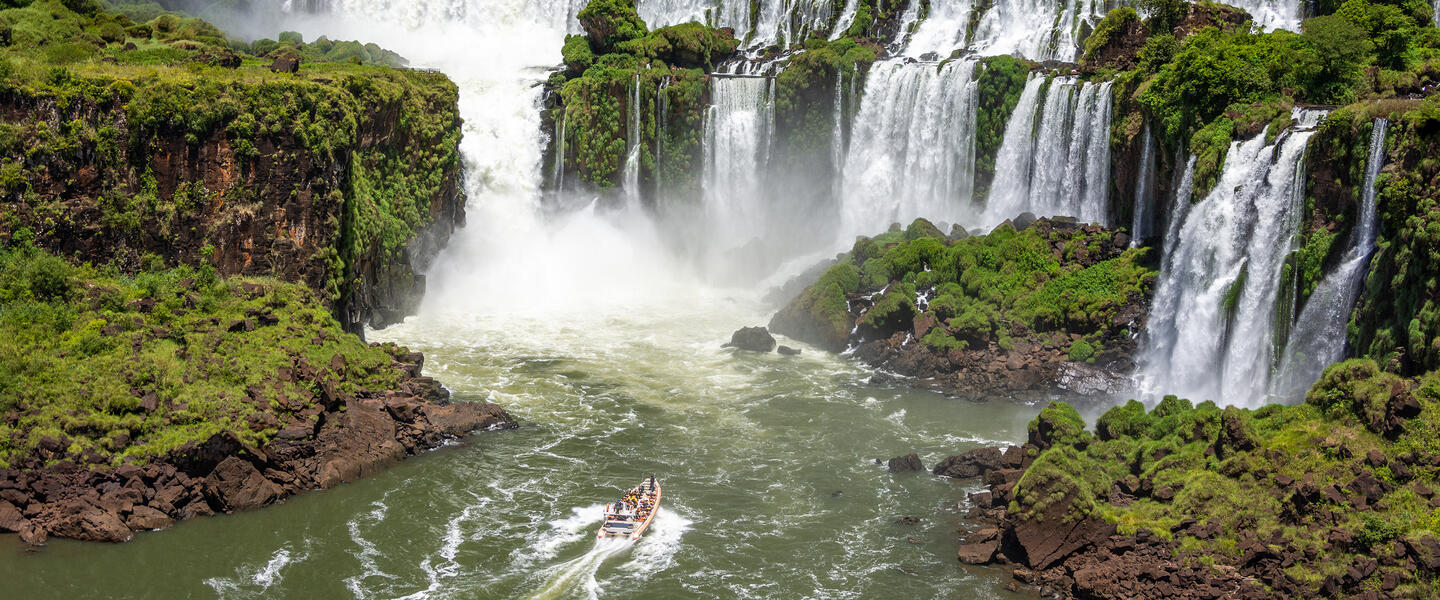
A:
[[1006, 492, 1115, 569], [0, 500, 24, 532], [203, 456, 283, 513], [44, 500, 133, 543], [777, 345, 801, 356], [886, 453, 925, 473], [1012, 212, 1038, 231], [723, 326, 777, 352], [268, 53, 300, 74], [932, 446, 1005, 479], [124, 505, 174, 531], [958, 539, 999, 564]]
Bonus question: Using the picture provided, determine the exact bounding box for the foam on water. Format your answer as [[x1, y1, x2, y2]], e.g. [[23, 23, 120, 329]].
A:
[[202, 545, 305, 598]]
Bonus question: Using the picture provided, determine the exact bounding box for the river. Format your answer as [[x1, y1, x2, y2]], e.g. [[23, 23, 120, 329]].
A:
[[5, 291, 1042, 599]]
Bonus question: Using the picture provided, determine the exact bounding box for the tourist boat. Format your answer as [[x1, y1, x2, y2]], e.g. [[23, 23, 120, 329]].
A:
[[597, 476, 661, 540]]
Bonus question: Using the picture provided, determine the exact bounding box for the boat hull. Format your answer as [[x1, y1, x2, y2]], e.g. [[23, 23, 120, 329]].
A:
[[597, 479, 661, 541]]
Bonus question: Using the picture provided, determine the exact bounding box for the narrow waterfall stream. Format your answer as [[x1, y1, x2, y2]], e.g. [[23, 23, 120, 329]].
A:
[[1272, 118, 1391, 399]]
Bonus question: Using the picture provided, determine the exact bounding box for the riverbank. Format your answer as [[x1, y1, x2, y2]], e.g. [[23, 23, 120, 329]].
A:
[[0, 244, 514, 544], [940, 359, 1440, 599]]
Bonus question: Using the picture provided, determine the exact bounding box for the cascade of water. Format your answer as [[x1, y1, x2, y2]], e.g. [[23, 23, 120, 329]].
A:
[[655, 77, 670, 198], [552, 109, 568, 191], [1137, 109, 1327, 405], [984, 73, 1045, 222], [903, 0, 977, 58], [830, 68, 847, 206], [1027, 77, 1079, 216], [830, 0, 859, 39], [1131, 123, 1156, 246], [984, 78, 1112, 226], [704, 75, 776, 247], [966, 0, 1104, 61], [1078, 81, 1113, 223], [622, 74, 643, 206], [838, 58, 979, 240], [1272, 118, 1390, 399], [888, 0, 924, 53]]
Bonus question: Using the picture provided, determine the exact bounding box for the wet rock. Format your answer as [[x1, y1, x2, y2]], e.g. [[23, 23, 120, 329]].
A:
[[1012, 212, 1038, 231], [44, 500, 133, 543], [19, 520, 47, 545], [932, 446, 1006, 479], [886, 453, 925, 473], [777, 345, 801, 356], [1007, 490, 1116, 569], [723, 326, 776, 352]]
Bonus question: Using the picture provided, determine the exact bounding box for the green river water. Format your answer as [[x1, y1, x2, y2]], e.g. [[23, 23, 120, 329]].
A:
[[2, 292, 1050, 599]]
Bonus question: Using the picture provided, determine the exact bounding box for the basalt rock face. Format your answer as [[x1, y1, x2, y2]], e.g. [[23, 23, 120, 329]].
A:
[[0, 69, 464, 333], [0, 354, 515, 545], [771, 218, 1155, 402]]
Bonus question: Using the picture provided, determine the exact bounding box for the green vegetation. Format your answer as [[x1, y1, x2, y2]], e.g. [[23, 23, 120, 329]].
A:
[[0, 238, 407, 469], [1341, 96, 1440, 375], [0, 1, 462, 320], [548, 0, 737, 192], [1106, 0, 1440, 199], [1083, 8, 1142, 64], [772, 37, 877, 174], [1010, 361, 1440, 596], [973, 55, 1032, 200], [777, 218, 1155, 355]]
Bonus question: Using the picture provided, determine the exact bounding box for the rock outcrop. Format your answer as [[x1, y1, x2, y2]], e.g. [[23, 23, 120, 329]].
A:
[[944, 381, 1440, 599], [0, 351, 515, 545], [723, 326, 777, 352], [770, 218, 1156, 402]]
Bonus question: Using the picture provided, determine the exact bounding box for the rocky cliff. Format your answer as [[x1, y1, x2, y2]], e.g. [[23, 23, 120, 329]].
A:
[[0, 2, 465, 332]]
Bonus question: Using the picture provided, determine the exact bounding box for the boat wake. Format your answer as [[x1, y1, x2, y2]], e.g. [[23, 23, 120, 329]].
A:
[[525, 507, 690, 600], [525, 536, 632, 600]]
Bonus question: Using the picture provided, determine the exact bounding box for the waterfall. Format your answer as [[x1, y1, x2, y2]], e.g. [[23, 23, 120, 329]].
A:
[[1272, 119, 1390, 399], [552, 109, 568, 191], [985, 74, 1044, 222], [830, 0, 859, 39], [1130, 123, 1156, 246], [655, 77, 670, 198], [838, 58, 979, 240], [638, 0, 839, 49], [704, 75, 777, 247], [830, 68, 847, 207], [623, 73, 643, 205], [1137, 108, 1327, 406], [984, 77, 1113, 226], [903, 0, 977, 59]]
